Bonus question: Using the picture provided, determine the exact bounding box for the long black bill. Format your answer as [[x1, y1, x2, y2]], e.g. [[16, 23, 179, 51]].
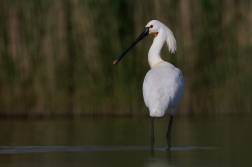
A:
[[113, 27, 149, 65]]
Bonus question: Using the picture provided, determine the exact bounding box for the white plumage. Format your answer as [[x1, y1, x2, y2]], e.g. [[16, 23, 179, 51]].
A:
[[143, 20, 184, 117], [143, 62, 184, 117]]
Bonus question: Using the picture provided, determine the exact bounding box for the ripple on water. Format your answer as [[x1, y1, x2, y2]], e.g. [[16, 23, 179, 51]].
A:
[[0, 145, 216, 154]]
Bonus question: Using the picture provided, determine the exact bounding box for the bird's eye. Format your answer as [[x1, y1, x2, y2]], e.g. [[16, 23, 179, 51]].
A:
[[150, 25, 153, 28]]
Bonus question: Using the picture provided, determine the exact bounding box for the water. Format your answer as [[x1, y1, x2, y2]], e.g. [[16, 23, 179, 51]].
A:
[[0, 116, 251, 167]]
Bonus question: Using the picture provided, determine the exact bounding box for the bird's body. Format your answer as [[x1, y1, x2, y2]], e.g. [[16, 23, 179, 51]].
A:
[[143, 61, 184, 117], [143, 20, 184, 118], [113, 20, 184, 149]]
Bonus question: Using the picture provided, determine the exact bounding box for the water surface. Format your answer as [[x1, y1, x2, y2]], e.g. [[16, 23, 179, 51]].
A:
[[0, 116, 251, 166]]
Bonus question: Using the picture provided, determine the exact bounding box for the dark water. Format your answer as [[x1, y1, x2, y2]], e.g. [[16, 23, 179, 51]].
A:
[[0, 116, 251, 167]]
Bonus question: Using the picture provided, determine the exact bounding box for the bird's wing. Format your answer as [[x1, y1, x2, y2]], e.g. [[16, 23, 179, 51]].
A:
[[143, 64, 184, 114]]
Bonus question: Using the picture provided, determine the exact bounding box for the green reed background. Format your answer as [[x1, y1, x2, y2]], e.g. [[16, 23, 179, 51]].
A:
[[0, 0, 251, 117]]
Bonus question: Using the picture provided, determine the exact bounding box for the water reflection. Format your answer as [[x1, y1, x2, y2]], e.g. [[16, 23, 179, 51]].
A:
[[0, 145, 216, 154], [0, 117, 252, 167]]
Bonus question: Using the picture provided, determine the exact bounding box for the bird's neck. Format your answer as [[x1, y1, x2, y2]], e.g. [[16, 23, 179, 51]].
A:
[[148, 30, 166, 68]]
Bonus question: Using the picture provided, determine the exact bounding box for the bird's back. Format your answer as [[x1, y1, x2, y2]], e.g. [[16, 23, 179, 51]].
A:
[[143, 62, 184, 117]]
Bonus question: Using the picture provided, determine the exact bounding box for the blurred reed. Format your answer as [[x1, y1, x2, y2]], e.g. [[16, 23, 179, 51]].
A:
[[0, 0, 251, 118]]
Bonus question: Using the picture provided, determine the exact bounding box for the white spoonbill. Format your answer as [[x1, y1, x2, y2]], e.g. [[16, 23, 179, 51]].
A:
[[113, 20, 184, 149]]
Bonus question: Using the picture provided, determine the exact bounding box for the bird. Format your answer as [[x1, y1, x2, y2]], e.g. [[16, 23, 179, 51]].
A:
[[113, 20, 184, 149]]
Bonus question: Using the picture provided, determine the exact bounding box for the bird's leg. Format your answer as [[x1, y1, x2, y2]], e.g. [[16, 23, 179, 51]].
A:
[[151, 117, 155, 149], [166, 115, 174, 150]]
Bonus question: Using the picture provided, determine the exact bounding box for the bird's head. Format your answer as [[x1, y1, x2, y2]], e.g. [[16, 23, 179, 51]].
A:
[[113, 20, 176, 65], [145, 20, 163, 38], [146, 20, 176, 53]]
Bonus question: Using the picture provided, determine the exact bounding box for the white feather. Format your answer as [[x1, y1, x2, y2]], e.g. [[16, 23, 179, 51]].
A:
[[143, 20, 184, 117]]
